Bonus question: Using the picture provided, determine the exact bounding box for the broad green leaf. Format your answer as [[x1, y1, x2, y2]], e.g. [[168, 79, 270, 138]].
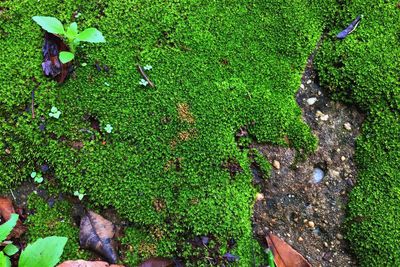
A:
[[0, 252, 11, 267], [50, 106, 58, 113], [77, 28, 105, 43], [32, 16, 65, 35], [59, 51, 74, 64], [4, 243, 19, 256], [0, 214, 18, 242], [19, 236, 68, 267], [30, 171, 37, 178], [66, 22, 78, 40]]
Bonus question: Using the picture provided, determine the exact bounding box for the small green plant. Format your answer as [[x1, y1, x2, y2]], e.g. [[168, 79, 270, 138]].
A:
[[0, 214, 67, 267], [31, 171, 44, 183], [104, 124, 113, 133], [32, 16, 105, 63], [49, 106, 61, 119], [73, 190, 86, 201]]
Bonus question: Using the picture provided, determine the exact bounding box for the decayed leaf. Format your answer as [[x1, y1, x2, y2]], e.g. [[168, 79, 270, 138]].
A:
[[138, 257, 175, 267], [42, 33, 72, 83], [79, 211, 118, 263], [0, 197, 26, 238], [57, 260, 124, 267], [266, 233, 311, 267]]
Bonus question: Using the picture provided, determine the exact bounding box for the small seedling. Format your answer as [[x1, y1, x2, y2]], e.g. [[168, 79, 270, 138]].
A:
[[74, 190, 86, 201], [104, 124, 113, 133], [31, 171, 44, 183], [104, 82, 110, 87], [143, 65, 152, 71], [139, 79, 149, 86], [32, 16, 106, 64], [49, 106, 61, 119]]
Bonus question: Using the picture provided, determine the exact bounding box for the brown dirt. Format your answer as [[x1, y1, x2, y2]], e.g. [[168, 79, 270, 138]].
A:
[[252, 56, 364, 266]]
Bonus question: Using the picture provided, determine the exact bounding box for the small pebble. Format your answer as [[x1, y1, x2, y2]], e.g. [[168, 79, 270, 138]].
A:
[[336, 233, 343, 240], [308, 221, 315, 228], [300, 84, 305, 89], [5, 148, 11, 154], [316, 110, 324, 117], [306, 79, 312, 84], [298, 236, 304, 242], [344, 122, 352, 131], [273, 160, 281, 170], [256, 193, 264, 201], [324, 242, 329, 248], [307, 97, 318, 105], [341, 156, 346, 161], [320, 114, 329, 121]]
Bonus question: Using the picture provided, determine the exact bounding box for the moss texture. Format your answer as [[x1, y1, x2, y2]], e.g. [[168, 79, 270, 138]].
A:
[[315, 1, 400, 265], [26, 194, 90, 261], [7, 0, 394, 265]]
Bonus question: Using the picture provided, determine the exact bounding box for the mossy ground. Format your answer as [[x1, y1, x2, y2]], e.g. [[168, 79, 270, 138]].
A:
[[0, 0, 329, 265], [1, 0, 398, 266], [315, 1, 400, 265]]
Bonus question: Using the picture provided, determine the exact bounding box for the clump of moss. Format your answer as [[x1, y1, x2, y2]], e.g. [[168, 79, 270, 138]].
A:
[[315, 1, 400, 265], [0, 0, 336, 265], [26, 194, 90, 261]]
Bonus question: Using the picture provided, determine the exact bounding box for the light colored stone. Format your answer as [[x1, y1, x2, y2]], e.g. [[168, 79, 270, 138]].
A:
[[256, 193, 264, 201], [341, 156, 346, 161], [307, 97, 318, 105], [336, 233, 343, 240], [306, 79, 312, 84], [300, 84, 305, 89], [320, 114, 329, 121], [273, 160, 281, 170], [344, 122, 352, 131], [298, 236, 304, 242], [308, 221, 315, 228], [316, 110, 324, 117]]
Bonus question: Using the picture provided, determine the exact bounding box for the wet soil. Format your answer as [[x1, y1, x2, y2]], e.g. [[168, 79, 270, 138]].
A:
[[252, 55, 365, 266]]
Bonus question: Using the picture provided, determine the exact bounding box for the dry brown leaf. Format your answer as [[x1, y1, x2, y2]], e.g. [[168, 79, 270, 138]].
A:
[[0, 197, 26, 238], [266, 233, 311, 267], [57, 260, 124, 267], [80, 211, 118, 263], [138, 257, 175, 267]]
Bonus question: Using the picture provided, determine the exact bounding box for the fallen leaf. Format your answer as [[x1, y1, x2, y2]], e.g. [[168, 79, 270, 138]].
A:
[[42, 32, 73, 83], [138, 257, 175, 267], [79, 211, 118, 263], [57, 260, 124, 267], [0, 197, 26, 238], [266, 233, 311, 267]]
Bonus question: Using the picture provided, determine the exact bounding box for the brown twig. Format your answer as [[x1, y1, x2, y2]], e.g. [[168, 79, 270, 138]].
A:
[[136, 64, 155, 88], [31, 89, 35, 119]]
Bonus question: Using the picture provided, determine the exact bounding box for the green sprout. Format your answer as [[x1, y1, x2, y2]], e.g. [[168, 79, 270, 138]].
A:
[[73, 190, 86, 201], [104, 124, 113, 133], [32, 16, 106, 64], [49, 106, 61, 119], [31, 172, 43, 184]]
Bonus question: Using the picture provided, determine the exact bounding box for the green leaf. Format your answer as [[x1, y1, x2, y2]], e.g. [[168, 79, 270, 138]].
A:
[[50, 106, 58, 113], [30, 171, 37, 178], [32, 16, 65, 35], [19, 236, 68, 267], [66, 22, 78, 40], [59, 51, 74, 64], [0, 214, 18, 242], [0, 252, 11, 267], [4, 243, 19, 256], [77, 28, 105, 43]]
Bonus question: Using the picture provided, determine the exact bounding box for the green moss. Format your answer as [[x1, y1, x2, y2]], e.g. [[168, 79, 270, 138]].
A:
[[0, 0, 335, 265], [251, 149, 272, 178], [26, 194, 90, 261], [315, 1, 400, 265]]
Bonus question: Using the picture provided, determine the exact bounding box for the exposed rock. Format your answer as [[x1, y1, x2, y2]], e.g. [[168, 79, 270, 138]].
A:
[[307, 97, 318, 105]]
